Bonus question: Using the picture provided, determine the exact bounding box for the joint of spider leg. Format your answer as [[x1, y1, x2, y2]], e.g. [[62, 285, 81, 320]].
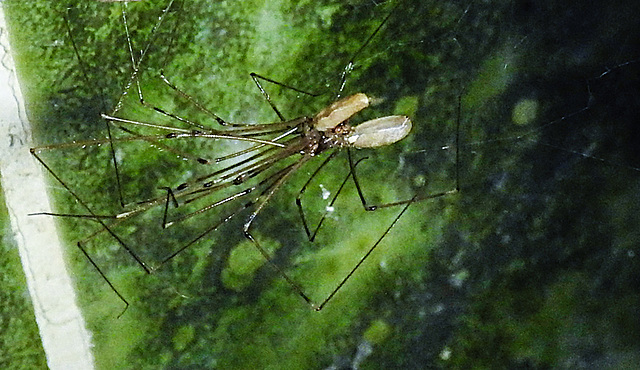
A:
[[159, 185, 178, 203], [177, 183, 188, 191], [116, 305, 129, 320], [182, 197, 194, 205], [242, 213, 258, 234], [197, 158, 209, 165], [233, 174, 247, 185], [152, 106, 168, 115]]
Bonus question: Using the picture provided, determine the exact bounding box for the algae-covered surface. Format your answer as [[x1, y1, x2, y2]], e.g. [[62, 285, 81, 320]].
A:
[[5, 0, 640, 368]]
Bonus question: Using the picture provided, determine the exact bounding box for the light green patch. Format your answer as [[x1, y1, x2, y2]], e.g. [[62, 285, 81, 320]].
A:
[[364, 319, 392, 344], [463, 47, 518, 110], [394, 95, 420, 117], [173, 325, 195, 351], [221, 236, 281, 291], [512, 98, 539, 126], [86, 269, 152, 369], [252, 0, 290, 62]]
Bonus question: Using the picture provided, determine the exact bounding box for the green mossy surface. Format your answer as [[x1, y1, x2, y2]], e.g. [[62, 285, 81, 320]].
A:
[[5, 0, 640, 368]]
